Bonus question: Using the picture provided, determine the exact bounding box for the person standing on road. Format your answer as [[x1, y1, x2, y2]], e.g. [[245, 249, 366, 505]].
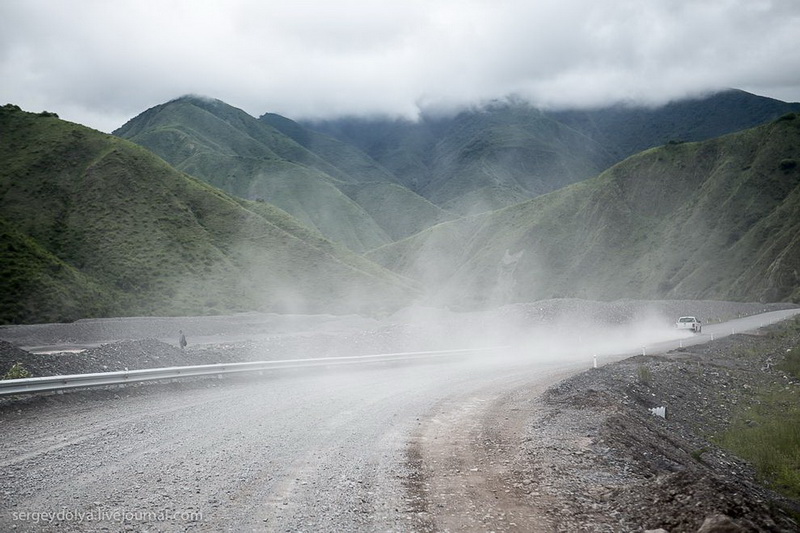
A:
[[179, 330, 187, 349]]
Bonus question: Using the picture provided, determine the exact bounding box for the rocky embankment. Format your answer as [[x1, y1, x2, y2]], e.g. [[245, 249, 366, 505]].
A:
[[508, 323, 800, 531]]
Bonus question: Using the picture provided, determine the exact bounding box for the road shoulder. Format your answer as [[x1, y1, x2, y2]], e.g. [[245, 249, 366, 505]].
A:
[[407, 327, 800, 532]]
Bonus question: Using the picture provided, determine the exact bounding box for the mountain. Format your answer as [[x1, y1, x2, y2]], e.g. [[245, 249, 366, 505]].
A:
[[114, 96, 452, 251], [549, 89, 800, 162], [366, 113, 800, 307], [307, 90, 800, 215], [258, 112, 455, 240], [307, 102, 614, 215], [0, 104, 418, 324]]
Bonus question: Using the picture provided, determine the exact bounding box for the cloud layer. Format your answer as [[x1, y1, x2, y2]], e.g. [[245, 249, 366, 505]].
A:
[[2, 0, 799, 132]]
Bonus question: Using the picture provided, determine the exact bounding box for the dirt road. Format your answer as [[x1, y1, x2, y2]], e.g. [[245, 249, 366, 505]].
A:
[[1, 302, 797, 531], [1, 354, 593, 532]]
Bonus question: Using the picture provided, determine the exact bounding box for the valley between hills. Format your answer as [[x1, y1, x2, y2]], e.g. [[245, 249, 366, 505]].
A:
[[2, 89, 800, 324], [2, 89, 800, 532]]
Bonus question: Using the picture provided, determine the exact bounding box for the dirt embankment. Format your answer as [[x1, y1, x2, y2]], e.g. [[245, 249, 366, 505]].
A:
[[408, 321, 800, 532]]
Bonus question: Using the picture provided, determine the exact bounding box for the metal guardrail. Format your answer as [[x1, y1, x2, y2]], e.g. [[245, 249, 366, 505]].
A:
[[0, 347, 495, 396]]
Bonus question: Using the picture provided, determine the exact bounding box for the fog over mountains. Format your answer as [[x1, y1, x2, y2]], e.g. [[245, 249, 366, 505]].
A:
[[1, 90, 799, 323]]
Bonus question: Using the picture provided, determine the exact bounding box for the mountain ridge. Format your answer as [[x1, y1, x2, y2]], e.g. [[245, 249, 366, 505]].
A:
[[115, 96, 453, 251], [308, 90, 800, 214]]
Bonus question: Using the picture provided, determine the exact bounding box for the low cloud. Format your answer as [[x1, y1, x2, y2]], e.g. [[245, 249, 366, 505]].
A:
[[2, 0, 799, 132]]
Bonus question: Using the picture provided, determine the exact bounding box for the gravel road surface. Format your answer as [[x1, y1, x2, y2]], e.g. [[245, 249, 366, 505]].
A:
[[0, 352, 589, 532], [1, 300, 798, 532]]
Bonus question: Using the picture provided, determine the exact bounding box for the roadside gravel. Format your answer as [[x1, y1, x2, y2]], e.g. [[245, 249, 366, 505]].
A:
[[408, 314, 800, 532], [1, 299, 794, 380]]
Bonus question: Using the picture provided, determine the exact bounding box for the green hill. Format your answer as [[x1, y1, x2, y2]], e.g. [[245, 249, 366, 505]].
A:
[[258, 112, 457, 239], [367, 114, 800, 307], [115, 97, 451, 251], [0, 105, 418, 323]]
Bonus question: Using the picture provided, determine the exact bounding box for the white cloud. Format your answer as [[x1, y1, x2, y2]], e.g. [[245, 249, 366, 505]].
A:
[[1, 0, 798, 132]]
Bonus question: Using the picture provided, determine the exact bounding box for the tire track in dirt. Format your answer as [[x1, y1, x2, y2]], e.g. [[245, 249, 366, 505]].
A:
[[406, 367, 580, 532]]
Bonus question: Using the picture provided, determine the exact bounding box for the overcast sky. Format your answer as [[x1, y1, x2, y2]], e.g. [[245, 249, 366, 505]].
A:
[[2, 0, 799, 133]]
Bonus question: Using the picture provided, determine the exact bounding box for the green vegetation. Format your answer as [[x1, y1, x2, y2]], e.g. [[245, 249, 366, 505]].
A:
[[550, 89, 800, 163], [370, 115, 800, 307], [312, 89, 800, 215], [715, 318, 800, 500], [690, 447, 710, 465], [0, 104, 418, 323], [115, 97, 450, 251], [313, 101, 612, 215], [777, 320, 800, 378], [637, 365, 653, 384], [717, 389, 800, 500], [3, 362, 32, 380], [3, 89, 800, 322], [779, 346, 800, 378]]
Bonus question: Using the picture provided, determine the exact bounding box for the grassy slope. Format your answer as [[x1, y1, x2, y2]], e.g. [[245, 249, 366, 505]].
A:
[[260, 112, 456, 241], [259, 112, 399, 184], [368, 114, 800, 307], [715, 317, 800, 501], [0, 105, 417, 323], [114, 97, 392, 252], [0, 217, 117, 323], [424, 103, 613, 214], [336, 182, 456, 241]]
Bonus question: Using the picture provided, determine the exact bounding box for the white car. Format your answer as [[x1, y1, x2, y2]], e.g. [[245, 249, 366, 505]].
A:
[[676, 316, 702, 333]]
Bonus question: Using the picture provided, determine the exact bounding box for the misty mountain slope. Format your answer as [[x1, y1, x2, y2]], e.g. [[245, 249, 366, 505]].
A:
[[427, 104, 614, 214], [115, 97, 449, 250], [259, 111, 456, 241], [367, 114, 800, 307], [549, 89, 800, 162], [309, 90, 800, 215], [0, 217, 116, 324], [308, 102, 613, 215], [114, 96, 390, 251], [259, 112, 399, 185], [304, 115, 441, 190], [115, 96, 346, 179], [0, 105, 418, 323], [335, 182, 456, 241]]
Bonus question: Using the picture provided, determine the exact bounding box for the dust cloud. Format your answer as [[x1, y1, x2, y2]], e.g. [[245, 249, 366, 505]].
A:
[[379, 301, 690, 371], [3, 299, 787, 377]]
